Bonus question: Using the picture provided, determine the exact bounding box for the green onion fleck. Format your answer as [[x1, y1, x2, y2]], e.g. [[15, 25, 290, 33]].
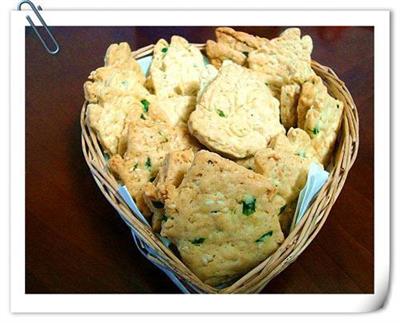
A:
[[161, 214, 168, 222], [130, 163, 139, 172], [145, 157, 152, 170], [152, 201, 165, 209], [255, 231, 273, 243], [312, 127, 320, 135], [191, 237, 205, 245], [216, 109, 226, 117], [161, 47, 168, 54], [140, 113, 146, 120], [242, 195, 256, 216], [141, 99, 150, 113]]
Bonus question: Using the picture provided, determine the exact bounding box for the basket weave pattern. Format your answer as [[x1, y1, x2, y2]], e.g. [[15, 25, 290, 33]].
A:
[[81, 44, 359, 294]]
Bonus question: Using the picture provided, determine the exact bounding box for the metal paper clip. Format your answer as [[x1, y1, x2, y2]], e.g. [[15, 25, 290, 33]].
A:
[[17, 0, 60, 54]]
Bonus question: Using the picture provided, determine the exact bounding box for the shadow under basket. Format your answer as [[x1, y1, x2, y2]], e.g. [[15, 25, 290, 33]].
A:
[[80, 43, 359, 294]]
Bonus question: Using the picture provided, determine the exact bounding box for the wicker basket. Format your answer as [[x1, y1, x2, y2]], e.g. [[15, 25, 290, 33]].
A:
[[81, 43, 359, 294]]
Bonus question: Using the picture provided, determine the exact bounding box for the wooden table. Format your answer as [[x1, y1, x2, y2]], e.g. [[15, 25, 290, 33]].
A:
[[25, 26, 373, 293]]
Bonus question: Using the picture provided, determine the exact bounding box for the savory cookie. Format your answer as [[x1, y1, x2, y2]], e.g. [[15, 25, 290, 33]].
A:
[[161, 150, 284, 286], [88, 96, 139, 156], [254, 148, 313, 208], [280, 83, 301, 129], [84, 42, 147, 104], [215, 27, 267, 52], [84, 43, 150, 154], [253, 129, 321, 232], [297, 76, 344, 165], [109, 114, 198, 217], [206, 27, 267, 68], [84, 66, 149, 104], [104, 42, 145, 81], [143, 149, 195, 232], [248, 28, 315, 97], [146, 36, 205, 98], [269, 127, 320, 161], [188, 61, 284, 158], [205, 40, 247, 69]]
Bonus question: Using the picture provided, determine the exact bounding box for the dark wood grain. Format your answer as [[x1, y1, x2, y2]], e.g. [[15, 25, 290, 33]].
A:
[[25, 26, 373, 294]]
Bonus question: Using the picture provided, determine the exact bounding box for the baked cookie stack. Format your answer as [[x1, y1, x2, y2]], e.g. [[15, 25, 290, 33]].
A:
[[84, 28, 343, 286]]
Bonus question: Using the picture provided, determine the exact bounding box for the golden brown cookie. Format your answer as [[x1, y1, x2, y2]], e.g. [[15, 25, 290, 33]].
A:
[[297, 76, 344, 165], [84, 43, 149, 154], [161, 150, 284, 286], [104, 42, 145, 82], [205, 27, 267, 69], [252, 129, 321, 233], [215, 27, 267, 52], [84, 42, 147, 104], [248, 28, 315, 96], [269, 128, 320, 161], [146, 36, 205, 98], [188, 61, 284, 158], [205, 40, 247, 69]]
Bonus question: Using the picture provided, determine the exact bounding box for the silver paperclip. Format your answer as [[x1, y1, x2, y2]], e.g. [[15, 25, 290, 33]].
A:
[[17, 0, 60, 54]]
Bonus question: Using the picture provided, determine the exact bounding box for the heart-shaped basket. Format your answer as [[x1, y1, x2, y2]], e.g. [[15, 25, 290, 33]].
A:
[[81, 43, 359, 293]]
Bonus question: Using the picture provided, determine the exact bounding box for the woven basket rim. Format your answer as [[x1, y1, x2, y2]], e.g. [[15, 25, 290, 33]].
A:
[[81, 42, 359, 293]]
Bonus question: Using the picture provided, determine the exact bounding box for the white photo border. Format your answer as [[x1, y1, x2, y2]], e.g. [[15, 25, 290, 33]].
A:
[[10, 9, 390, 313]]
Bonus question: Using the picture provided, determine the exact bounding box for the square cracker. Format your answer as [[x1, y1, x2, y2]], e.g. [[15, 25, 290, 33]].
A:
[[161, 150, 284, 286], [253, 129, 322, 234]]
